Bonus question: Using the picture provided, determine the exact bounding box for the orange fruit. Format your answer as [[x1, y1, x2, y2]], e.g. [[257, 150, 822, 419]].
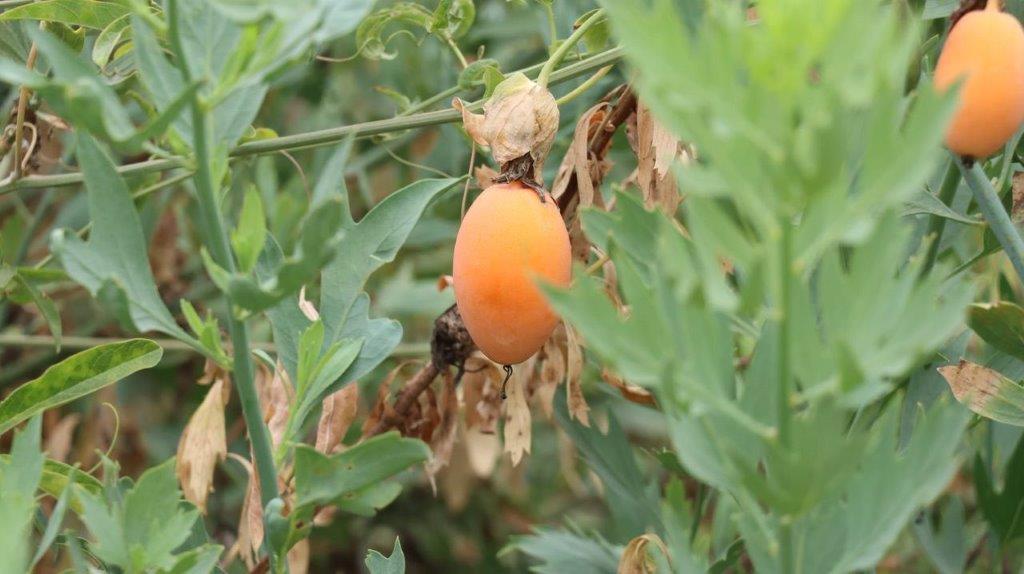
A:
[[453, 182, 572, 364], [934, 0, 1024, 159]]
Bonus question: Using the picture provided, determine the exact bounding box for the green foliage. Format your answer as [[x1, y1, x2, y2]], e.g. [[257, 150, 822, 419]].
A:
[[0, 0, 133, 30], [366, 538, 406, 574], [913, 497, 968, 574], [0, 339, 161, 435], [969, 301, 1024, 362], [292, 432, 430, 511], [0, 417, 43, 574], [0, 265, 61, 349], [78, 458, 220, 573], [975, 434, 1024, 545], [52, 134, 206, 354], [506, 526, 622, 574]]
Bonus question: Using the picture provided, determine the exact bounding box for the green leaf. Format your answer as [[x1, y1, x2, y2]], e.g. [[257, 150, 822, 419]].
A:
[[912, 497, 967, 574], [52, 134, 204, 353], [6, 273, 61, 351], [0, 340, 161, 435], [0, 0, 132, 29], [554, 392, 662, 541], [160, 544, 223, 574], [902, 189, 980, 226], [506, 527, 621, 574], [180, 300, 231, 367], [976, 433, 1024, 544], [355, 3, 434, 61], [79, 458, 202, 572], [0, 416, 44, 574], [293, 432, 429, 511], [2, 27, 200, 151], [91, 14, 132, 68], [231, 187, 268, 274], [30, 465, 74, 570], [968, 302, 1024, 362], [365, 537, 406, 574], [212, 198, 345, 314]]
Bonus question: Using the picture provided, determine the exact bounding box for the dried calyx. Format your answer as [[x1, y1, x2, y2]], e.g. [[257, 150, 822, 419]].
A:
[[453, 72, 559, 185]]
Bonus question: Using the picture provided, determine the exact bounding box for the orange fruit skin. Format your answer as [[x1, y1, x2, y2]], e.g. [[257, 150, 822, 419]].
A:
[[453, 182, 571, 365], [934, 5, 1024, 159]]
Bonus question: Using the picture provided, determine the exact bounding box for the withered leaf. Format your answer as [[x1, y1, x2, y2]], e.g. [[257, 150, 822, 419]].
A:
[[464, 424, 501, 478], [552, 103, 610, 210], [602, 369, 655, 406], [618, 534, 669, 574], [298, 286, 319, 321], [503, 357, 534, 466], [474, 164, 499, 189], [453, 73, 559, 177], [425, 371, 460, 489], [1013, 171, 1024, 225], [230, 454, 263, 569], [315, 383, 359, 454], [535, 328, 567, 419], [288, 538, 310, 574], [177, 378, 230, 513], [630, 102, 686, 214], [45, 413, 80, 463], [463, 355, 502, 433], [938, 360, 1024, 426], [565, 324, 590, 426], [258, 361, 293, 449]]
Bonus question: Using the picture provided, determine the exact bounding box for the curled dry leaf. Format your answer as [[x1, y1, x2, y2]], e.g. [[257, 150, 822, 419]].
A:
[[552, 103, 613, 261], [1012, 170, 1024, 224], [196, 358, 228, 386], [315, 383, 359, 454], [464, 424, 501, 478], [288, 538, 310, 574], [177, 378, 230, 514], [938, 360, 1024, 426], [453, 73, 559, 178], [474, 164, 499, 189], [298, 286, 320, 321], [565, 324, 590, 427], [503, 356, 535, 466], [361, 361, 416, 438], [535, 325, 568, 419], [258, 361, 294, 449], [437, 274, 455, 292], [618, 534, 669, 574], [628, 102, 688, 214], [462, 355, 503, 433], [229, 454, 263, 569], [602, 369, 655, 406], [425, 370, 460, 490], [45, 413, 81, 463]]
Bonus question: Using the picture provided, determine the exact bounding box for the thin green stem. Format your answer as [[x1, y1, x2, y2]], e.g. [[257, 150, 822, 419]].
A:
[[537, 9, 606, 89], [777, 221, 794, 574], [167, 0, 281, 537], [920, 159, 961, 277], [555, 65, 612, 105], [0, 47, 621, 195], [958, 156, 1024, 283], [544, 3, 558, 50], [445, 37, 468, 69]]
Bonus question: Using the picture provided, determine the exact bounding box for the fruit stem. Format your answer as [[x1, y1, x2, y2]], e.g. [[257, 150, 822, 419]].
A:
[[501, 364, 513, 400], [987, 0, 999, 12], [537, 9, 606, 89]]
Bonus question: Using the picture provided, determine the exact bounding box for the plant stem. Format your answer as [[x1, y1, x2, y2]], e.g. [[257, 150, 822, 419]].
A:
[[555, 65, 612, 105], [12, 41, 38, 180], [0, 47, 622, 195], [544, 3, 558, 50], [920, 159, 961, 277], [445, 36, 468, 69], [166, 0, 281, 529], [777, 220, 794, 574], [537, 9, 606, 89], [957, 156, 1024, 282]]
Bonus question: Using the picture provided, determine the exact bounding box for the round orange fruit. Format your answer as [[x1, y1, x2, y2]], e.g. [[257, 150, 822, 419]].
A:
[[453, 182, 572, 365], [934, 0, 1024, 159]]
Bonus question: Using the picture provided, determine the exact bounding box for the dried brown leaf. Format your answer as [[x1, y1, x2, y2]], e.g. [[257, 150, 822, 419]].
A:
[[298, 286, 319, 321], [437, 274, 455, 292], [177, 378, 230, 513], [453, 73, 559, 177], [535, 329, 567, 419], [631, 103, 686, 214], [474, 164, 499, 189], [288, 538, 310, 574], [552, 103, 609, 209], [1013, 171, 1024, 224], [618, 534, 669, 574], [464, 424, 501, 478], [938, 360, 1024, 425], [258, 362, 293, 449], [361, 361, 417, 438], [602, 369, 655, 406], [503, 357, 535, 466], [315, 384, 359, 454], [231, 454, 263, 569], [565, 325, 590, 426], [463, 355, 502, 433], [425, 371, 460, 490], [45, 413, 80, 463]]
